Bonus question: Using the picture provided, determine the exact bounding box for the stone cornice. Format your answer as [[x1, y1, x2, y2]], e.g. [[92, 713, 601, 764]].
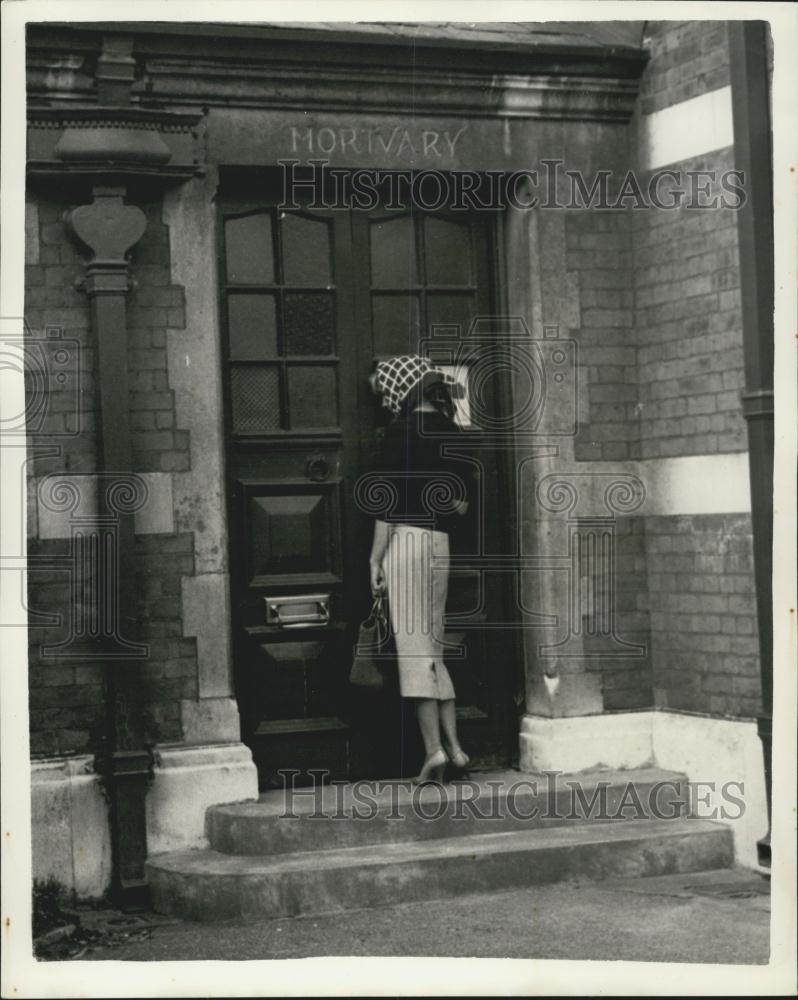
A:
[[27, 24, 646, 124], [139, 60, 640, 123], [27, 21, 648, 72]]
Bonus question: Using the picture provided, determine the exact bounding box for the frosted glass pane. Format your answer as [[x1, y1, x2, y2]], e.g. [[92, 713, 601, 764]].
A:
[[426, 294, 475, 338], [225, 213, 274, 284], [230, 366, 280, 432], [227, 294, 278, 359], [282, 213, 331, 286], [370, 216, 418, 287], [284, 293, 335, 355], [425, 217, 472, 285], [371, 295, 421, 357], [288, 366, 338, 428]]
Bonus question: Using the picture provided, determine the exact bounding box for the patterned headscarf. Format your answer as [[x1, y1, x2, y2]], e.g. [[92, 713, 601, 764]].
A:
[[374, 355, 453, 416]]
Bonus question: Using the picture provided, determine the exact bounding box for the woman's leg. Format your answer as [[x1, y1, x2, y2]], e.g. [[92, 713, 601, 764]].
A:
[[412, 697, 447, 783], [415, 697, 442, 756], [439, 698, 463, 757], [439, 698, 470, 768]]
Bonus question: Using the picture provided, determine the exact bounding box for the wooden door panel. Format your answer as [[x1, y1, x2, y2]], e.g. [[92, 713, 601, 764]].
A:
[[243, 481, 342, 590]]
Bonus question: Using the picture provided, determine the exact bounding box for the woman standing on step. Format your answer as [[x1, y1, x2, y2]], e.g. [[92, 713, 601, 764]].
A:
[[365, 355, 473, 784]]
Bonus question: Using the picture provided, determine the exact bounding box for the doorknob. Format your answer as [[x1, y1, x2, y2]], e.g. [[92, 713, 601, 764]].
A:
[[306, 455, 330, 482]]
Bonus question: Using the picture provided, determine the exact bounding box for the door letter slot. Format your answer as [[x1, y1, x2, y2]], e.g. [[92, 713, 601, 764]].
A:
[[264, 594, 330, 628]]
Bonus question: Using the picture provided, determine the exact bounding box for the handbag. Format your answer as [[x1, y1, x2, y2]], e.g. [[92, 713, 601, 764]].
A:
[[349, 592, 393, 689]]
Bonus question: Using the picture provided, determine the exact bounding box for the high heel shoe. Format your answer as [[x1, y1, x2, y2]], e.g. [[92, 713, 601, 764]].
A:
[[411, 748, 448, 785], [446, 748, 471, 778]]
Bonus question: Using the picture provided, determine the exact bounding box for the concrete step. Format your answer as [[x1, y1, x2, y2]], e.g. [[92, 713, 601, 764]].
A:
[[148, 817, 734, 922], [207, 767, 691, 855]]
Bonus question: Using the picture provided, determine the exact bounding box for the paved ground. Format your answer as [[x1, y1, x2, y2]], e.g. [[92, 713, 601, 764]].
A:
[[69, 868, 769, 964]]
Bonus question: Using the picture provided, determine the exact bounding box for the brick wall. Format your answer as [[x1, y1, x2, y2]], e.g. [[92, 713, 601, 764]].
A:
[[27, 533, 199, 755], [645, 513, 761, 717], [135, 534, 198, 743], [633, 22, 745, 460], [568, 209, 639, 462], [571, 27, 745, 463], [569, 19, 760, 721], [26, 194, 98, 757], [597, 517, 653, 710], [27, 538, 105, 758], [128, 202, 191, 474], [639, 20, 730, 114], [634, 151, 745, 459], [632, 22, 758, 718], [25, 193, 197, 756], [24, 196, 96, 478]]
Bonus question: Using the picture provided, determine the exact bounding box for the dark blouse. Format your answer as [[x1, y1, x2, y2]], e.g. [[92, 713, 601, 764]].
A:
[[371, 409, 475, 534]]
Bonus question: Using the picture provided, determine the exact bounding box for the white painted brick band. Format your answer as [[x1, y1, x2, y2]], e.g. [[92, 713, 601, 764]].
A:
[[571, 453, 751, 516], [637, 452, 751, 516], [640, 86, 734, 171]]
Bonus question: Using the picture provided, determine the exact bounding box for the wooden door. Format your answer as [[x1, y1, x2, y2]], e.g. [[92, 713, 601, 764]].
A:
[[220, 172, 517, 788]]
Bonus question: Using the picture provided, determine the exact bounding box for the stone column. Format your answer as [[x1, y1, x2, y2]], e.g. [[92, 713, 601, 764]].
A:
[[505, 197, 650, 772], [504, 202, 605, 726]]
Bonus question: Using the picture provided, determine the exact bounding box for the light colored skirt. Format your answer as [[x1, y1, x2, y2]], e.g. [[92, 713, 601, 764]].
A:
[[382, 523, 456, 700]]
